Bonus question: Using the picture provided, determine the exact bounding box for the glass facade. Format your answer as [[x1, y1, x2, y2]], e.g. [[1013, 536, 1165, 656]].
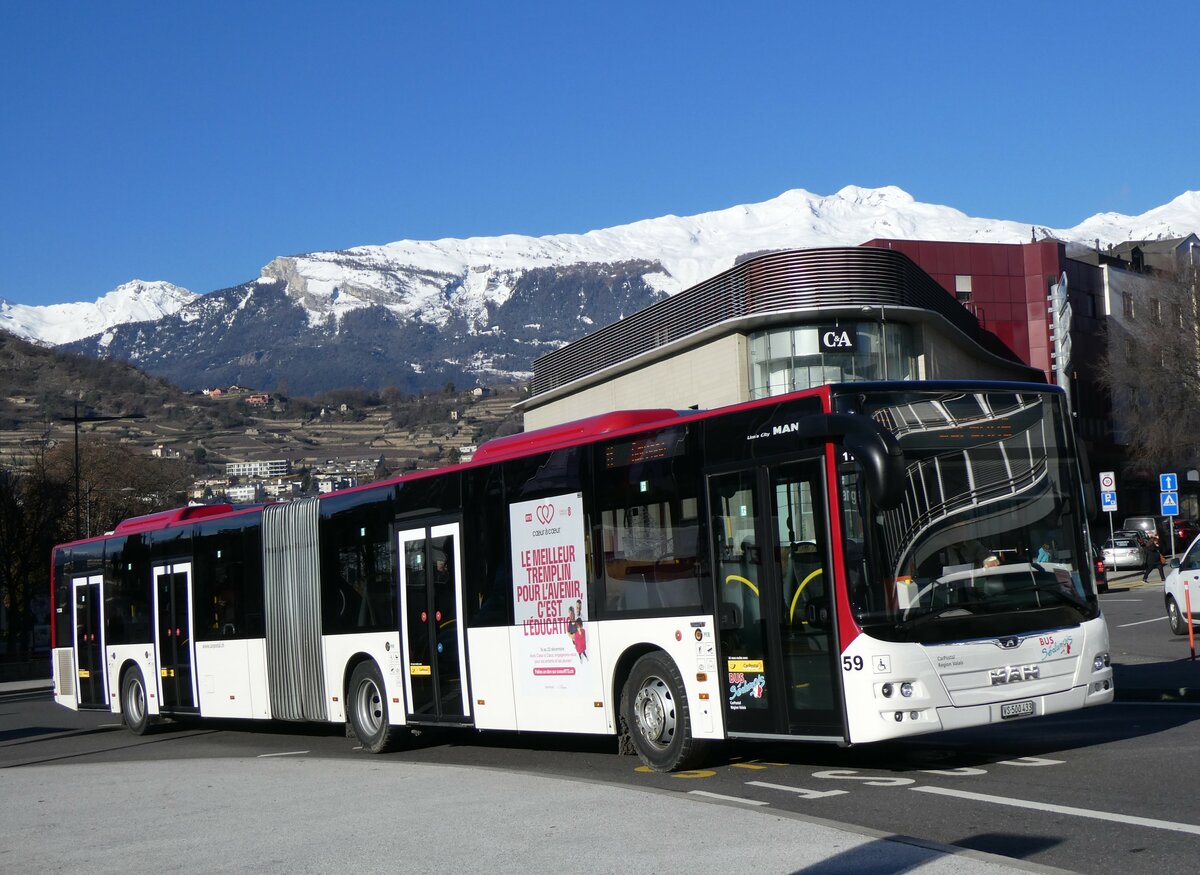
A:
[[748, 323, 917, 399]]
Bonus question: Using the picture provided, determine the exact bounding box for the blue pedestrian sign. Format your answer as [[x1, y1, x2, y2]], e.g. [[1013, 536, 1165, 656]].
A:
[[1101, 491, 1118, 512], [1161, 491, 1180, 516], [1161, 473, 1178, 492]]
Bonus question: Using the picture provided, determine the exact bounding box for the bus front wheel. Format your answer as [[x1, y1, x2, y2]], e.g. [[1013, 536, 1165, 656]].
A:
[[621, 652, 705, 772], [121, 667, 152, 735], [347, 661, 397, 754]]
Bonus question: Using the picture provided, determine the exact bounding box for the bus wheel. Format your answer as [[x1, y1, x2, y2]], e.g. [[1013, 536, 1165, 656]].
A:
[[348, 661, 397, 754], [121, 667, 152, 735], [1167, 596, 1188, 636], [621, 652, 704, 772]]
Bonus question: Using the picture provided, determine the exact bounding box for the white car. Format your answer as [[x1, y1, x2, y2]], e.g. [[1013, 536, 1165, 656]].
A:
[[1164, 534, 1200, 634]]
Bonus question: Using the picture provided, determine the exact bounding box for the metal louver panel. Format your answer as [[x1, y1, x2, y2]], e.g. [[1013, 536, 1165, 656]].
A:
[[530, 247, 1018, 395], [262, 498, 327, 721], [55, 649, 76, 697]]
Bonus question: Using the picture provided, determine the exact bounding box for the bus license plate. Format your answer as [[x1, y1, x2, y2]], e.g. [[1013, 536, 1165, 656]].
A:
[[1001, 700, 1035, 720]]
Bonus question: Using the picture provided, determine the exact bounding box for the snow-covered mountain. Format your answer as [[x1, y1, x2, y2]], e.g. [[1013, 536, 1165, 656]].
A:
[[256, 185, 1200, 332], [0, 280, 196, 345], [37, 185, 1200, 395]]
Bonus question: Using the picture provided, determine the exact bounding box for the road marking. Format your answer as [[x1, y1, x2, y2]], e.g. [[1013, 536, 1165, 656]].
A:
[[912, 786, 1200, 836], [1117, 617, 1167, 628], [996, 756, 1063, 767], [688, 790, 770, 806], [256, 750, 309, 758], [746, 780, 848, 799], [1101, 599, 1142, 602]]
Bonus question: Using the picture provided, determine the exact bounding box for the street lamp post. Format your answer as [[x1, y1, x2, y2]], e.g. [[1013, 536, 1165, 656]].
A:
[[63, 402, 145, 540]]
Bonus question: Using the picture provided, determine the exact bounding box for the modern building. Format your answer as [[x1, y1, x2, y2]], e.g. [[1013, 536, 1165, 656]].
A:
[[225, 459, 291, 479], [520, 247, 1041, 430]]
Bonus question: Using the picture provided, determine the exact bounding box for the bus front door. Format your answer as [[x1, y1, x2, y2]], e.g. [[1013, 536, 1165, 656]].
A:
[[72, 575, 107, 708], [397, 522, 471, 724], [709, 459, 844, 740], [153, 562, 197, 711]]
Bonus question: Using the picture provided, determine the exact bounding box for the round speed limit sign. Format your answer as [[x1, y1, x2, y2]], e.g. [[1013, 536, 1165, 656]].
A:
[[1099, 471, 1115, 491]]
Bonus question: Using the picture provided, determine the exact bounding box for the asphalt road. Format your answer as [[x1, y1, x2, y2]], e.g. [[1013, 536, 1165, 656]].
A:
[[4, 591, 1199, 875]]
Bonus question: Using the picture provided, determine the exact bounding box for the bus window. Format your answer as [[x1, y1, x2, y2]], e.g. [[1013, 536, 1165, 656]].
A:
[[320, 492, 396, 634], [596, 427, 703, 614], [463, 466, 512, 627], [193, 515, 264, 640]]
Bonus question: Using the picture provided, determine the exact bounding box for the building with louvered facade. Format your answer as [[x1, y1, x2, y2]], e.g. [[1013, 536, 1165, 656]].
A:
[[519, 247, 1042, 430]]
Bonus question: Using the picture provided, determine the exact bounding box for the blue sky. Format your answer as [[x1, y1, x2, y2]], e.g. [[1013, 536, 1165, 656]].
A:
[[3, 1, 1198, 307]]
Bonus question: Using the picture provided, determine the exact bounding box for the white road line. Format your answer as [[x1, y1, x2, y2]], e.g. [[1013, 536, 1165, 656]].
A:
[[1117, 617, 1168, 628], [256, 750, 310, 758], [746, 780, 849, 799], [1101, 599, 1142, 602], [688, 790, 770, 806], [912, 786, 1200, 836]]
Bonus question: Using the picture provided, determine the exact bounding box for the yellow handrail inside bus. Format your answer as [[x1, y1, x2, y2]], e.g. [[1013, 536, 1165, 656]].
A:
[[724, 575, 759, 597], [788, 568, 823, 625]]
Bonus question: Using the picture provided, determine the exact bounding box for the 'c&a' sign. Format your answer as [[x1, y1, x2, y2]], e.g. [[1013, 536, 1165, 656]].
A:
[[819, 326, 858, 353]]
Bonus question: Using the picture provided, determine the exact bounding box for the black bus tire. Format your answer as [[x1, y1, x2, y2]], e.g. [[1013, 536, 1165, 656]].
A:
[[1167, 596, 1189, 636], [121, 667, 152, 735], [621, 652, 706, 772], [347, 661, 397, 754]]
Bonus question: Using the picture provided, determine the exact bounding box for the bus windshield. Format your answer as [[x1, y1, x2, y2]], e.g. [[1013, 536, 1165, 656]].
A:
[[840, 388, 1100, 644]]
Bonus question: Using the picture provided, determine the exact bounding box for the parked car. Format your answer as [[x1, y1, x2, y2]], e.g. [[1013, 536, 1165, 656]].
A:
[[1122, 516, 1159, 540], [1164, 533, 1200, 634], [1101, 536, 1145, 571], [1162, 518, 1200, 546]]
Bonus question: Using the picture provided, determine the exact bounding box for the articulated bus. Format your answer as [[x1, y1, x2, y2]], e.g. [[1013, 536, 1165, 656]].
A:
[[51, 380, 1113, 771]]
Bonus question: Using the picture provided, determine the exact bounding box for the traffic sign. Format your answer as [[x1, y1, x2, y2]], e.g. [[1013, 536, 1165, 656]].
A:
[[1161, 491, 1180, 516], [1101, 491, 1118, 513], [1099, 471, 1116, 492], [1161, 473, 1178, 492]]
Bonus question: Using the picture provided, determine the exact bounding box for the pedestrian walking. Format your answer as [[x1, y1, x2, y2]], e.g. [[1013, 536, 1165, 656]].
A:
[[1142, 536, 1165, 582]]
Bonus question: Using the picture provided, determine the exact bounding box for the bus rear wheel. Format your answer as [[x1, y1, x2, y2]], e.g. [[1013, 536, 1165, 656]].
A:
[[621, 652, 705, 772], [348, 661, 397, 754], [121, 667, 152, 735]]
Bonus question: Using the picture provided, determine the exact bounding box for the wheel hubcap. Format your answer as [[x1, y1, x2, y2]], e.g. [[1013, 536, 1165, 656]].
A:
[[355, 679, 383, 735], [633, 675, 676, 749], [127, 681, 144, 724]]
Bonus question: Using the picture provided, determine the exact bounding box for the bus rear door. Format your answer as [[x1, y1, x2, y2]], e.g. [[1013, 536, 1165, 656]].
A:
[[709, 458, 844, 740], [72, 574, 107, 708]]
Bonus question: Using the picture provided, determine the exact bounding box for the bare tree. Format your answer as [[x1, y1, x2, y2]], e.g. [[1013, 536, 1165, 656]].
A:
[[1097, 259, 1200, 470], [0, 448, 68, 656]]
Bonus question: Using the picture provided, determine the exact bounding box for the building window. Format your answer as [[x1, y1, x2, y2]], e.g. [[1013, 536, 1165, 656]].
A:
[[748, 323, 916, 399], [1123, 293, 1135, 319], [1150, 298, 1161, 323], [954, 275, 973, 302]]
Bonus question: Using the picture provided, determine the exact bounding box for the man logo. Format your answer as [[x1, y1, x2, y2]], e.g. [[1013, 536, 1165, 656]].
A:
[[819, 327, 858, 352]]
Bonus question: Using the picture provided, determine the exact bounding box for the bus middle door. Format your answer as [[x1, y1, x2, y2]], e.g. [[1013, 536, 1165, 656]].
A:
[[709, 458, 844, 740], [397, 522, 471, 724], [152, 561, 198, 711]]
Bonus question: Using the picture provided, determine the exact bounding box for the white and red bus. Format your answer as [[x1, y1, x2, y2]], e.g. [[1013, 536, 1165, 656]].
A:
[[50, 380, 1113, 770]]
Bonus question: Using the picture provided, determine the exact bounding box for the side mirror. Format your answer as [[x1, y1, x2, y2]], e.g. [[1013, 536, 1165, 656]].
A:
[[1171, 558, 1181, 569]]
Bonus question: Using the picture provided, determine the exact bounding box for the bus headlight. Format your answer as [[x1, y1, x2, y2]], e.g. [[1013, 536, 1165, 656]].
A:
[[1093, 653, 1110, 671], [900, 682, 914, 697], [881, 683, 894, 697]]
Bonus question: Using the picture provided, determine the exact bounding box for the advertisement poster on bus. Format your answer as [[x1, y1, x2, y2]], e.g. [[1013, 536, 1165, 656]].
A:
[[509, 492, 591, 696]]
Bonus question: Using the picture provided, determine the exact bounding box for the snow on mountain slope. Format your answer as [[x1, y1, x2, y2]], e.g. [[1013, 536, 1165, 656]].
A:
[[259, 185, 1200, 330], [0, 280, 196, 345]]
